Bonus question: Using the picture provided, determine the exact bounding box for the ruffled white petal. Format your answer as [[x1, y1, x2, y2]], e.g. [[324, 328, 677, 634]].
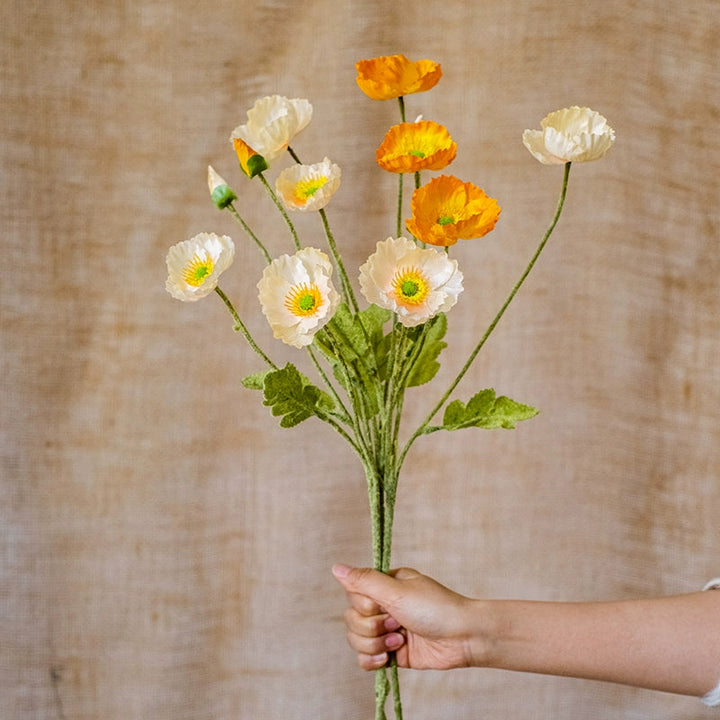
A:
[[257, 247, 340, 348], [523, 106, 615, 164], [359, 236, 463, 327], [230, 95, 313, 164], [275, 158, 341, 212], [165, 232, 235, 302]]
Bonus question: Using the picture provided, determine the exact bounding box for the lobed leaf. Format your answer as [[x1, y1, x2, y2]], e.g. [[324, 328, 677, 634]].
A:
[[245, 363, 335, 428], [424, 388, 538, 433], [405, 313, 447, 388]]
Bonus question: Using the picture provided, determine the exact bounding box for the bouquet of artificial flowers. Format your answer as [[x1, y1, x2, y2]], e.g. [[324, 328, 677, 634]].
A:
[[165, 53, 614, 719]]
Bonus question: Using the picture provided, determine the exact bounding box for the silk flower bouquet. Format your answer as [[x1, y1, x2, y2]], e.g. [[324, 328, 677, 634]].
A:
[[165, 54, 615, 719]]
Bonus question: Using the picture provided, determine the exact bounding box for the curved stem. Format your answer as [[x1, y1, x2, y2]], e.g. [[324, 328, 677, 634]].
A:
[[322, 326, 375, 457], [258, 173, 301, 250], [214, 286, 277, 368], [306, 344, 352, 423], [396, 174, 404, 239], [319, 209, 359, 313], [226, 203, 271, 263], [313, 406, 363, 455], [399, 162, 573, 467], [287, 145, 302, 164]]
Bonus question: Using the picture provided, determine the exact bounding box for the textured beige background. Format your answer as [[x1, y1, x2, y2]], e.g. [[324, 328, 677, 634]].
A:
[[2, 1, 719, 718]]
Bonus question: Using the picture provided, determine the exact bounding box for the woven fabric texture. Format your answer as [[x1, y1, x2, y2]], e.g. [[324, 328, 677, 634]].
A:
[[2, 2, 719, 718]]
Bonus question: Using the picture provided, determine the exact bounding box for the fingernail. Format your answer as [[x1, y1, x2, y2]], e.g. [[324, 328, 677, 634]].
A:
[[384, 616, 401, 631], [385, 633, 403, 650], [332, 563, 351, 578]]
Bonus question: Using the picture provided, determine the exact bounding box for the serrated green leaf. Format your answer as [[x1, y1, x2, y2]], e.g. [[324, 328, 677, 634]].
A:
[[314, 303, 389, 415], [360, 304, 392, 347], [424, 389, 538, 433], [405, 313, 447, 388], [316, 303, 390, 362], [262, 363, 335, 428], [241, 370, 271, 390]]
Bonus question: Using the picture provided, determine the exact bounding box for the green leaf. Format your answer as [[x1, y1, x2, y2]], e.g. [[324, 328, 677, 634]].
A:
[[260, 363, 335, 428], [424, 389, 538, 433], [405, 313, 447, 388], [316, 303, 390, 361], [241, 370, 271, 390], [314, 303, 390, 414]]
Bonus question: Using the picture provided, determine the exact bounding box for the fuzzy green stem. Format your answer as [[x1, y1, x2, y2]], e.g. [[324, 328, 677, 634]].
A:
[[396, 174, 404, 239], [389, 660, 403, 720], [375, 669, 389, 720], [395, 98, 407, 239], [214, 286, 277, 368], [258, 173, 301, 250], [321, 326, 375, 459], [319, 208, 359, 313], [400, 162, 573, 466], [305, 344, 352, 423], [226, 203, 272, 263]]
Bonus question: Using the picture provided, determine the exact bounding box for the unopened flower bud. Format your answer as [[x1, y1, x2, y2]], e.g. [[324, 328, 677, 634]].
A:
[[231, 137, 269, 178], [207, 165, 237, 208]]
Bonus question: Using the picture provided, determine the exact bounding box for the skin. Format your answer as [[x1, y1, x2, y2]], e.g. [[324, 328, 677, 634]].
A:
[[332, 564, 720, 699]]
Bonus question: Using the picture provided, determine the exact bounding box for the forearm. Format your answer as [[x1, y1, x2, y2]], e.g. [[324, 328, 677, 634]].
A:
[[467, 591, 720, 697]]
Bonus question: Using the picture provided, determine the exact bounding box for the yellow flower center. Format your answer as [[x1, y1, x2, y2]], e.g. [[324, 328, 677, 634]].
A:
[[285, 283, 323, 317], [295, 176, 328, 202], [183, 253, 214, 286], [392, 267, 430, 306]]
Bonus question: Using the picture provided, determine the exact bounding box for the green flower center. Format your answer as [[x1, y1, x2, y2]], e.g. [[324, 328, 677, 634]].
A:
[[392, 267, 430, 306], [285, 283, 323, 317], [295, 176, 328, 201], [183, 254, 214, 286], [437, 215, 455, 226], [409, 150, 426, 158], [401, 279, 420, 297], [298, 293, 316, 311]]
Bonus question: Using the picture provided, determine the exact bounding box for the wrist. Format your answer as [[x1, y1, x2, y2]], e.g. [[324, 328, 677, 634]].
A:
[[459, 598, 502, 668]]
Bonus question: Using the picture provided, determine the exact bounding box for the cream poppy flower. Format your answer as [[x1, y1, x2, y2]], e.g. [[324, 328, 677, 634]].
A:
[[166, 232, 235, 301], [275, 157, 341, 212], [230, 95, 313, 164], [359, 236, 463, 327], [257, 247, 341, 348], [522, 106, 615, 164]]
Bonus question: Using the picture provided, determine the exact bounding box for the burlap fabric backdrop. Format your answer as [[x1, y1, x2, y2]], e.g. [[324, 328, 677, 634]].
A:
[[3, 1, 719, 718]]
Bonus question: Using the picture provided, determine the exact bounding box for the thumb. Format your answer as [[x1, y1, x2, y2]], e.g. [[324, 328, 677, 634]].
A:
[[332, 564, 399, 605]]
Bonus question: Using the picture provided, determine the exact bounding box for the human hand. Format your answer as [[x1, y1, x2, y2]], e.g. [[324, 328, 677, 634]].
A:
[[332, 564, 478, 671]]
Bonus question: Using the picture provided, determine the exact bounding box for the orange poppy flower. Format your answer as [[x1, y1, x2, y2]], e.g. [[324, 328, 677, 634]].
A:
[[355, 54, 442, 101], [376, 121, 457, 173], [232, 137, 268, 178], [406, 175, 501, 247]]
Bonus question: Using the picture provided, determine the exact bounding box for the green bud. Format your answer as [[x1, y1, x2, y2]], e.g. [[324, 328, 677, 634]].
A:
[[207, 165, 237, 209]]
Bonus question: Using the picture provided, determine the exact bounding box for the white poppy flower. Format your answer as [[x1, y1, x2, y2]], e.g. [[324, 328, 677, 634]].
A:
[[275, 157, 341, 212], [257, 247, 341, 348], [230, 95, 313, 164], [359, 236, 463, 327], [522, 106, 615, 164], [166, 232, 235, 301]]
